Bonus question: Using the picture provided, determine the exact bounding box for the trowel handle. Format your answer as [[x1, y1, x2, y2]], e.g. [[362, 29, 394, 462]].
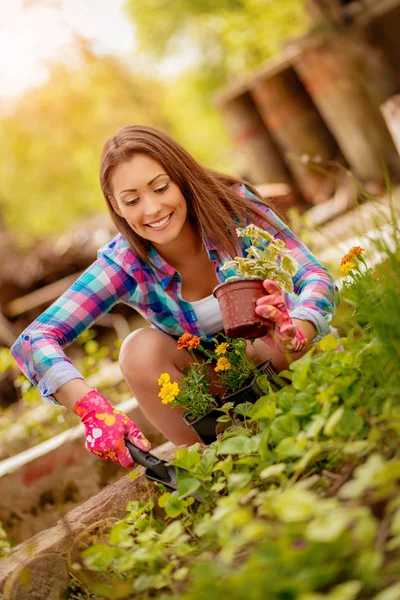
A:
[[124, 439, 164, 469]]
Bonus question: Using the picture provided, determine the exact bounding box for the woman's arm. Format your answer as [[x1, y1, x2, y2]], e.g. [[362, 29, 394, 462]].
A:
[[11, 254, 134, 405], [243, 186, 338, 341], [53, 378, 93, 410]]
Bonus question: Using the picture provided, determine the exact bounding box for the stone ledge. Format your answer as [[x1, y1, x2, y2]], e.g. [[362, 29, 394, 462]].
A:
[[0, 441, 176, 593]]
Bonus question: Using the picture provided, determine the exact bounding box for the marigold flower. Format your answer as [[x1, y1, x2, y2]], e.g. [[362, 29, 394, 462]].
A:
[[215, 342, 229, 355], [177, 332, 194, 350], [187, 336, 201, 350], [341, 246, 364, 265], [349, 246, 364, 259], [215, 357, 231, 372], [158, 381, 180, 404], [158, 373, 171, 386], [340, 261, 355, 276]]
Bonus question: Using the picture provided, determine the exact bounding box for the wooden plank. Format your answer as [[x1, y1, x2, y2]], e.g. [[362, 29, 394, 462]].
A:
[[3, 271, 85, 318], [381, 95, 400, 157]]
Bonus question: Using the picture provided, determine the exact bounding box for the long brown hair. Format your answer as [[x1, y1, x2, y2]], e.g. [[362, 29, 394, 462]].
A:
[[100, 125, 277, 262]]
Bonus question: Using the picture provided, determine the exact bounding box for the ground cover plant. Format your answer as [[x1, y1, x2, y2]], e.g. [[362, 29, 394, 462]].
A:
[[69, 227, 400, 599]]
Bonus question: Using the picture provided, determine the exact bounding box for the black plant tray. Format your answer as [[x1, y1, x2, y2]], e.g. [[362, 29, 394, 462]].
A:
[[182, 360, 282, 445]]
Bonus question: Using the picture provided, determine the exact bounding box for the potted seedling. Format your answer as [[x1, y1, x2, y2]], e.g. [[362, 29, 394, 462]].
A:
[[157, 333, 222, 444], [158, 333, 284, 445], [212, 336, 282, 406], [213, 224, 297, 339]]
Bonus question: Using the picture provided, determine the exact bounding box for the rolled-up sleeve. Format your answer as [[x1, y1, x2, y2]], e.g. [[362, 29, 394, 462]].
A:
[[244, 188, 339, 340], [10, 255, 134, 404]]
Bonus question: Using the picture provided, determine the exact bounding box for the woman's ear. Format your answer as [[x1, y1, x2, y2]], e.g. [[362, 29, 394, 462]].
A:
[[108, 195, 123, 218]]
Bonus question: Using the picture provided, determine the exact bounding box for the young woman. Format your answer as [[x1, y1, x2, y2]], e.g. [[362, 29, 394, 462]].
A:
[[11, 125, 338, 467]]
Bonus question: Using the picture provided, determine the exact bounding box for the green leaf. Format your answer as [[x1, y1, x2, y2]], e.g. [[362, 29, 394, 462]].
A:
[[176, 475, 201, 499], [335, 408, 364, 438], [291, 392, 317, 416], [217, 435, 261, 455], [165, 494, 186, 518], [158, 492, 171, 508], [270, 414, 300, 444], [170, 448, 201, 472], [369, 583, 400, 600], [227, 472, 252, 492], [275, 436, 306, 458], [160, 520, 183, 543], [272, 488, 316, 522], [259, 463, 286, 480], [195, 449, 217, 478], [324, 406, 345, 436], [234, 402, 255, 417], [82, 544, 116, 571], [318, 333, 340, 352], [109, 521, 134, 548], [306, 509, 352, 542]]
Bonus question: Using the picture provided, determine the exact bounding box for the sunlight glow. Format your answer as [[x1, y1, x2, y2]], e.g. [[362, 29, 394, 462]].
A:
[[0, 0, 136, 100]]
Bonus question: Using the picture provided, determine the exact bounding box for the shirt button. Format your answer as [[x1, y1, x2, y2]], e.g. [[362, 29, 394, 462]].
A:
[[43, 389, 48, 395], [23, 335, 30, 341]]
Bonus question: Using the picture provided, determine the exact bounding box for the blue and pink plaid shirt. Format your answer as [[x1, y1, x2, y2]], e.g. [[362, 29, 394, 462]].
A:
[[11, 186, 338, 404]]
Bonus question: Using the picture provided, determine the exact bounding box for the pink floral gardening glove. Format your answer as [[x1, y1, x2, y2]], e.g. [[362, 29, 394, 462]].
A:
[[254, 280, 307, 353], [73, 389, 151, 467]]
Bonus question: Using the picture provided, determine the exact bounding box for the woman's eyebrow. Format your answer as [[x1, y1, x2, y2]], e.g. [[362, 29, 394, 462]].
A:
[[119, 173, 167, 195]]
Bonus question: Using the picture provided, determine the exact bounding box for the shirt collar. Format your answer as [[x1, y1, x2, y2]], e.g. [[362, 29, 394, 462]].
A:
[[101, 234, 220, 290]]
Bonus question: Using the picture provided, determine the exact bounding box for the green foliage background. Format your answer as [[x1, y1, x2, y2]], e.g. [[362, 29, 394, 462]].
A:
[[0, 1, 308, 245]]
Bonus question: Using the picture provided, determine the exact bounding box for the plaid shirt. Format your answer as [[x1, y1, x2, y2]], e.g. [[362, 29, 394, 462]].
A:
[[11, 186, 338, 404]]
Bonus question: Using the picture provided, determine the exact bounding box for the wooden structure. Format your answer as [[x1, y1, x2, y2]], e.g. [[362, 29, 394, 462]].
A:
[[217, 0, 400, 206]]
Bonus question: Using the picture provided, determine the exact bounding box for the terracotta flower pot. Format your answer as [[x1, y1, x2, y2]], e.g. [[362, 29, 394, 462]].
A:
[[213, 278, 272, 339]]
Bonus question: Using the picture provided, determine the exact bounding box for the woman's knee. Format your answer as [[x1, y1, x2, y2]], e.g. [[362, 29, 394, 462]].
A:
[[119, 328, 184, 380]]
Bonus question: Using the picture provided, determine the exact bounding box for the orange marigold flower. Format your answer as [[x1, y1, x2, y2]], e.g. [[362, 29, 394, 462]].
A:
[[341, 246, 365, 266], [340, 261, 355, 276], [187, 336, 201, 350], [177, 332, 193, 350], [349, 246, 365, 259]]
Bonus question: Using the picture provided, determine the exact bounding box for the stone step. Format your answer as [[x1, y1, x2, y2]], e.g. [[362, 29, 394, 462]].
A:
[[0, 441, 176, 595]]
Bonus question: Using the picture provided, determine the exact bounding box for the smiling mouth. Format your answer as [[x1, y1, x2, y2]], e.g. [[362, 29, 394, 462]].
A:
[[146, 213, 172, 229]]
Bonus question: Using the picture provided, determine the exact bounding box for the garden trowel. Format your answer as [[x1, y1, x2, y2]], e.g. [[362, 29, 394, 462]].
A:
[[125, 439, 203, 501]]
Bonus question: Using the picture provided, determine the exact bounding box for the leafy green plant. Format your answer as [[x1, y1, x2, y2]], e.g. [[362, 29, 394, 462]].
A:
[[221, 224, 298, 292]]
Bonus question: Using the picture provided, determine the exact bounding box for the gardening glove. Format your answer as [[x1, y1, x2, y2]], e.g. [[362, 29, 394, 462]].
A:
[[254, 280, 307, 353], [73, 389, 151, 468]]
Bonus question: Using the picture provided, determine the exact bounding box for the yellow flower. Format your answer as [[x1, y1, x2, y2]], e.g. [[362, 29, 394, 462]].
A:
[[158, 373, 171, 386], [340, 261, 355, 276], [215, 357, 231, 372], [158, 381, 180, 404], [215, 342, 229, 356]]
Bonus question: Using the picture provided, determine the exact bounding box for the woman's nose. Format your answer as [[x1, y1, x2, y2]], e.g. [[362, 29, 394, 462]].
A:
[[143, 194, 162, 217]]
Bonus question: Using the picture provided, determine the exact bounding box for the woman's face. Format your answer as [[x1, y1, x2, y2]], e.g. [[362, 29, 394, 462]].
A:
[[110, 153, 189, 247]]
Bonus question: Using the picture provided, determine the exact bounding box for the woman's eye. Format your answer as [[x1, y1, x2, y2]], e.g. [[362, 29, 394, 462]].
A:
[[155, 184, 169, 194], [125, 198, 139, 206]]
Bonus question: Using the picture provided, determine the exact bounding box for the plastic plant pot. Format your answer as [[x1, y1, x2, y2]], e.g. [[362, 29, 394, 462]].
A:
[[182, 407, 222, 445], [213, 278, 272, 339], [222, 359, 282, 405]]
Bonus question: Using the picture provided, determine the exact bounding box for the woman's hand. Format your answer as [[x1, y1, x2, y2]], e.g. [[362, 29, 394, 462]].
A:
[[74, 389, 151, 467], [255, 280, 307, 352]]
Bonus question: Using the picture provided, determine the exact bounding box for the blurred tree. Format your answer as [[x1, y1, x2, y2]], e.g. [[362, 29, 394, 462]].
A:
[[125, 0, 309, 80], [124, 0, 309, 176], [0, 40, 169, 244]]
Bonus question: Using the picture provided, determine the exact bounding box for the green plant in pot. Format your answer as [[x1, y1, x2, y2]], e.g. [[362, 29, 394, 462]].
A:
[[157, 333, 283, 445], [157, 333, 221, 445], [213, 224, 297, 339], [212, 336, 282, 405]]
